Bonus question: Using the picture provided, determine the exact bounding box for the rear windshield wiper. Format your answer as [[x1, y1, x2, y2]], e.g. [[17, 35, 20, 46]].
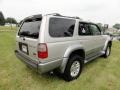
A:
[[18, 31, 30, 37], [18, 31, 39, 38], [29, 32, 39, 38]]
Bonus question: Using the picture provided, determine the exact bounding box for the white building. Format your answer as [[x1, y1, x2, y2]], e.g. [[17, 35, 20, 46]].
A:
[[5, 23, 16, 27], [105, 28, 120, 34]]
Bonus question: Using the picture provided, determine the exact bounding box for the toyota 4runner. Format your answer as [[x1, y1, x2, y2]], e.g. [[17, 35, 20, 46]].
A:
[[15, 13, 112, 81]]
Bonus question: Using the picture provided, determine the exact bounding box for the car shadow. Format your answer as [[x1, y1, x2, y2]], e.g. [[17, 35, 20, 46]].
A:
[[23, 56, 108, 84], [24, 66, 65, 84]]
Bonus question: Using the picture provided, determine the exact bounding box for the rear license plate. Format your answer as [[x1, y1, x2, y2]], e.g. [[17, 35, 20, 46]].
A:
[[19, 42, 29, 54], [22, 45, 27, 53]]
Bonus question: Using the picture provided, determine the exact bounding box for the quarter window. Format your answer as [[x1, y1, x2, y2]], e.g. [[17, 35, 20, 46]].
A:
[[49, 18, 75, 37]]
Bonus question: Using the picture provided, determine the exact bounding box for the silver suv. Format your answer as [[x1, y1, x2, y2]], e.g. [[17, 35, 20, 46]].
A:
[[15, 13, 112, 81]]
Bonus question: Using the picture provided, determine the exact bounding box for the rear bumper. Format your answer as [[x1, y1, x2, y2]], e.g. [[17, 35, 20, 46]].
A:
[[15, 50, 62, 73]]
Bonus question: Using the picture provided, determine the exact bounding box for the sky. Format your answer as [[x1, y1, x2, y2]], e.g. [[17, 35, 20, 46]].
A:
[[0, 0, 120, 26]]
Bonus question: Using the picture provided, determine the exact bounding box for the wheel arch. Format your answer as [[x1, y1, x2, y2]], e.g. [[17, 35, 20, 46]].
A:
[[60, 45, 85, 73], [108, 40, 112, 47], [68, 49, 85, 60], [104, 39, 112, 51]]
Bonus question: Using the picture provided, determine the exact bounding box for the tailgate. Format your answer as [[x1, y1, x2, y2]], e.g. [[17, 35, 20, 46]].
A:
[[16, 36, 39, 62], [16, 14, 42, 62]]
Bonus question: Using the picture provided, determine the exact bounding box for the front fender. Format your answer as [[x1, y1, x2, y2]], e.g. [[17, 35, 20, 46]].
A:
[[103, 35, 112, 51]]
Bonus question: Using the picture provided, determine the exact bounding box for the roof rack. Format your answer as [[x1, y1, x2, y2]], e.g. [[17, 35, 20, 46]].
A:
[[73, 16, 80, 19], [60, 15, 80, 19], [47, 13, 80, 19], [46, 13, 61, 16]]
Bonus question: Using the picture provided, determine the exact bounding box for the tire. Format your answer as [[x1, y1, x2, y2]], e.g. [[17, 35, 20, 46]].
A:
[[63, 54, 84, 81], [103, 45, 111, 58]]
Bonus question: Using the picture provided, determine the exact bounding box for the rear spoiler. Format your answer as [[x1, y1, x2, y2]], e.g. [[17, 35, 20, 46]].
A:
[[23, 14, 42, 22]]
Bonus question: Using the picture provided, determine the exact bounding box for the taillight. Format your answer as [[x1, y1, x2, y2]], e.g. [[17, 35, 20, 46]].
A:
[[38, 43, 48, 59]]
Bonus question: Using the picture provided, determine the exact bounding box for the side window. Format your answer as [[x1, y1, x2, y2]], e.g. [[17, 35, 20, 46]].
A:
[[78, 23, 91, 35], [89, 24, 101, 35], [49, 18, 75, 37]]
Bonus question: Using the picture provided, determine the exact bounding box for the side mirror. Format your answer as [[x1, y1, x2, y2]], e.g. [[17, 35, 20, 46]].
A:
[[103, 24, 109, 34]]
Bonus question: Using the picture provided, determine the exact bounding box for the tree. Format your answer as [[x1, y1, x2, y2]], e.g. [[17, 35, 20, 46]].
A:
[[0, 11, 5, 25], [6, 17, 17, 24], [113, 23, 120, 29]]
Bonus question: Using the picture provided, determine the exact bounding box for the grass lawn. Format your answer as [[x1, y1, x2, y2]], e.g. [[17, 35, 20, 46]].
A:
[[0, 26, 17, 31], [0, 32, 120, 90]]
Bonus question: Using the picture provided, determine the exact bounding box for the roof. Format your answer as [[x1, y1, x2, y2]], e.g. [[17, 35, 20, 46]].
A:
[[45, 13, 82, 20], [22, 13, 91, 22]]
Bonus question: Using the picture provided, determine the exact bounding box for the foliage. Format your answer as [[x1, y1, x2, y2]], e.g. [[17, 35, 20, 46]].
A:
[[0, 11, 5, 26], [6, 17, 17, 24], [0, 26, 16, 30], [113, 23, 120, 29]]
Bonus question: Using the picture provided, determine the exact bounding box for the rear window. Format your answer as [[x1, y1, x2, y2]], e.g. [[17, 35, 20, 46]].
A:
[[18, 19, 41, 39], [49, 18, 75, 37]]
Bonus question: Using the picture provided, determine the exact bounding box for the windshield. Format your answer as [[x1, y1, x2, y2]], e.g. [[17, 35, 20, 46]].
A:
[[18, 20, 41, 39]]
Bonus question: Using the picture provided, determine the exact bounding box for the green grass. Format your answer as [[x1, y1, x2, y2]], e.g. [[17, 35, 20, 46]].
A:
[[0, 26, 17, 31], [0, 32, 120, 90]]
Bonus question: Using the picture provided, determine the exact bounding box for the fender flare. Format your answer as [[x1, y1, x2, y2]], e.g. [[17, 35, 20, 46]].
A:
[[59, 45, 85, 73], [103, 39, 112, 51]]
